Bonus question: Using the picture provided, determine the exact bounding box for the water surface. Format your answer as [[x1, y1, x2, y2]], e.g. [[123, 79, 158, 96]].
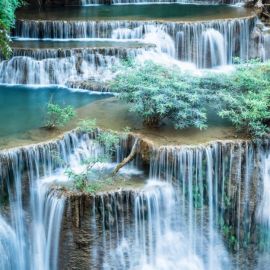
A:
[[16, 4, 251, 21], [0, 84, 111, 138]]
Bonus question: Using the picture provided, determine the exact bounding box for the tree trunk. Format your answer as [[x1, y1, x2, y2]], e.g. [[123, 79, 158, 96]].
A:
[[112, 139, 139, 176], [143, 116, 160, 128]]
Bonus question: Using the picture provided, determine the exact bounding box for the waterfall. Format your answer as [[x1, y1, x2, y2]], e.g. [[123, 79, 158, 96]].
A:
[[148, 141, 266, 268], [77, 176, 231, 270], [103, 181, 208, 270], [54, 136, 269, 269], [0, 214, 19, 270], [257, 154, 270, 227], [0, 131, 100, 269], [0, 130, 141, 270], [201, 29, 226, 67], [2, 130, 270, 269], [31, 188, 65, 270], [0, 47, 144, 84], [255, 152, 270, 269], [262, 32, 270, 61], [12, 16, 257, 68], [0, 138, 69, 270]]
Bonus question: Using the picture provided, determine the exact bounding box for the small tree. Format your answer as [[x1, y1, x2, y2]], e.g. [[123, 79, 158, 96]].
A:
[[65, 120, 136, 193], [110, 61, 210, 129], [45, 102, 76, 129], [203, 60, 270, 137]]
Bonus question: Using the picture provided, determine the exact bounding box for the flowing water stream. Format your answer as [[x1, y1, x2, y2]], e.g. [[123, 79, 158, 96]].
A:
[[1, 1, 270, 270], [0, 130, 270, 269], [0, 3, 265, 85]]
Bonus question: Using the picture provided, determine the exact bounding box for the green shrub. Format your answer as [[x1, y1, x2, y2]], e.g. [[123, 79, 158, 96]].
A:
[[78, 119, 97, 133], [110, 61, 210, 129], [111, 59, 270, 137], [98, 131, 120, 154], [46, 102, 76, 129], [0, 0, 24, 58], [204, 61, 270, 137]]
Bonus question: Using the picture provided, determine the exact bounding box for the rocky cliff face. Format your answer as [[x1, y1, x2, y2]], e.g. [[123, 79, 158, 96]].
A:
[[58, 190, 139, 269]]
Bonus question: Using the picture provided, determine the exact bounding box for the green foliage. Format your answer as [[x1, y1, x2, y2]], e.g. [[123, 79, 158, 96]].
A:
[[111, 61, 210, 129], [64, 129, 121, 193], [0, 0, 23, 28], [0, 21, 12, 58], [46, 101, 76, 129], [219, 218, 238, 250], [78, 119, 97, 133], [122, 126, 131, 134], [98, 131, 120, 154], [65, 168, 88, 191], [204, 61, 270, 137], [0, 0, 24, 58], [111, 59, 270, 137], [65, 155, 109, 192]]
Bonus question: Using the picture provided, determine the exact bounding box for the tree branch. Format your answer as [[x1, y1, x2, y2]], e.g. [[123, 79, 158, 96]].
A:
[[112, 138, 139, 176]]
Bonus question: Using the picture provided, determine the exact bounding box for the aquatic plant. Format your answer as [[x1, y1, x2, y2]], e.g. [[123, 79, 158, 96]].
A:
[[45, 102, 76, 129]]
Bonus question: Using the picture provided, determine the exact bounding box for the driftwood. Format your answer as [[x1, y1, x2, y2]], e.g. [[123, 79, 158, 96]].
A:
[[112, 139, 139, 176]]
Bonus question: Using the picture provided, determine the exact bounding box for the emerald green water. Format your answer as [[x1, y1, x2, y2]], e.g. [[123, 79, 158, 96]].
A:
[[0, 85, 111, 138], [16, 4, 251, 21]]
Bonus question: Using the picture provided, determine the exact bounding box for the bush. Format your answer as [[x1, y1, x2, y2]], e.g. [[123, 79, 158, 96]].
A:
[[78, 119, 97, 133], [110, 61, 210, 129], [45, 102, 76, 129], [111, 59, 270, 137], [204, 61, 270, 137], [0, 0, 24, 58], [98, 131, 120, 154]]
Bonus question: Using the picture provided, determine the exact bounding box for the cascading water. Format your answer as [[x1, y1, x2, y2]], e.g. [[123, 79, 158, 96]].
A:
[[254, 151, 270, 269], [261, 30, 270, 60], [58, 139, 266, 270], [103, 180, 209, 270], [0, 47, 145, 84], [12, 16, 258, 68], [0, 214, 19, 270], [257, 154, 270, 228], [148, 141, 266, 269], [201, 28, 226, 67], [102, 180, 230, 270], [2, 130, 270, 269], [0, 131, 119, 270], [2, 0, 270, 268], [0, 140, 68, 270]]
